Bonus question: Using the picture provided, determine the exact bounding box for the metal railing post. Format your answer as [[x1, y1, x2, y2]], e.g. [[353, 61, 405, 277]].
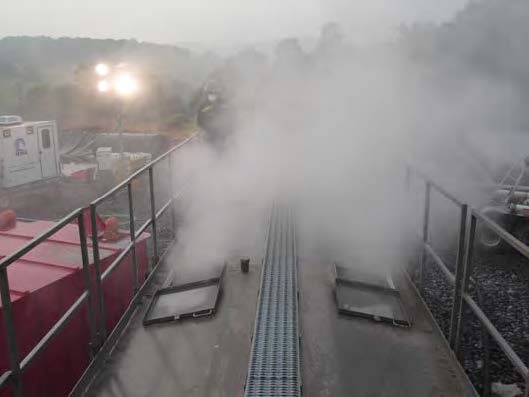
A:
[[0, 268, 22, 396], [148, 167, 158, 269], [168, 153, 176, 236], [453, 214, 477, 358], [90, 204, 107, 341], [419, 181, 431, 287], [477, 286, 492, 397], [77, 212, 98, 357], [127, 183, 139, 292], [449, 204, 468, 349]]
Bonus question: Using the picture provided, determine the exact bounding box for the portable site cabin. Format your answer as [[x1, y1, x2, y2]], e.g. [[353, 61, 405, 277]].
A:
[[0, 116, 60, 188]]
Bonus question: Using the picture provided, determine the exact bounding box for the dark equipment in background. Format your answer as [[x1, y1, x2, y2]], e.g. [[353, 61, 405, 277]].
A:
[[196, 80, 236, 150], [478, 155, 529, 252]]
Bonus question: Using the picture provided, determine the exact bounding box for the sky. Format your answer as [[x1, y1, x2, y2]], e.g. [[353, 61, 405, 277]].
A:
[[2, 0, 470, 46]]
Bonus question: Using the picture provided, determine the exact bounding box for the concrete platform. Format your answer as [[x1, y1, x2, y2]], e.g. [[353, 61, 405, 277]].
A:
[[298, 258, 476, 397], [78, 244, 476, 397], [81, 258, 261, 397]]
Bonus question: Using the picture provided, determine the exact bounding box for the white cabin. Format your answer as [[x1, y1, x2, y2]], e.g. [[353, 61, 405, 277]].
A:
[[0, 117, 60, 188]]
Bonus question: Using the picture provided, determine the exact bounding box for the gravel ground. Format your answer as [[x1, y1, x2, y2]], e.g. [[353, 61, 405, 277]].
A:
[[419, 241, 529, 395]]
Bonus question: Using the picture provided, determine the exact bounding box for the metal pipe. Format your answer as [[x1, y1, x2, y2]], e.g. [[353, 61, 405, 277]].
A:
[[90, 204, 107, 340], [0, 208, 82, 271], [424, 243, 455, 285], [473, 209, 529, 259], [101, 241, 134, 281], [0, 371, 12, 390], [449, 204, 468, 350], [135, 219, 152, 241], [498, 184, 529, 193], [148, 167, 158, 269], [419, 181, 431, 287], [463, 293, 529, 378], [410, 167, 465, 206], [77, 213, 98, 357], [477, 286, 492, 397], [493, 189, 529, 201], [0, 268, 22, 396], [155, 199, 172, 220], [168, 153, 176, 238], [454, 213, 476, 358], [127, 183, 138, 292]]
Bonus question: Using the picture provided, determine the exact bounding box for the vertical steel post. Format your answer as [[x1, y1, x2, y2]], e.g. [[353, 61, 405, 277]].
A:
[[77, 212, 98, 357], [127, 183, 138, 292], [453, 214, 477, 358], [449, 204, 469, 349], [90, 203, 107, 340], [148, 167, 158, 269], [168, 153, 176, 236], [0, 268, 22, 396], [479, 286, 492, 397], [419, 181, 431, 287]]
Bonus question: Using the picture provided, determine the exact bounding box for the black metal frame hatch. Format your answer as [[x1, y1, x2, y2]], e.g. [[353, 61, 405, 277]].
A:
[[334, 263, 411, 327], [143, 264, 225, 326]]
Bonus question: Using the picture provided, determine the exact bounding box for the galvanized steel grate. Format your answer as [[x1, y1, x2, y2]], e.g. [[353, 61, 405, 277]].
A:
[[245, 206, 301, 396]]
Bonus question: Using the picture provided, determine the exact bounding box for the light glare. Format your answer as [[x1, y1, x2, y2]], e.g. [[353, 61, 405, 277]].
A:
[[95, 63, 110, 77], [114, 73, 139, 97], [97, 80, 110, 92]]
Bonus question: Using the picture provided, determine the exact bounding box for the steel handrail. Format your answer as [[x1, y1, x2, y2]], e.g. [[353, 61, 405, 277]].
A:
[[0, 133, 198, 395], [410, 167, 529, 392], [463, 292, 529, 378], [0, 371, 12, 389], [19, 292, 89, 371], [472, 209, 529, 259], [91, 132, 198, 206], [408, 166, 465, 207], [0, 208, 83, 271]]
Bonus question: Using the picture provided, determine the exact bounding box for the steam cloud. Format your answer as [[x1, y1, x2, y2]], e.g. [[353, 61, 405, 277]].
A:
[[171, 7, 525, 274]]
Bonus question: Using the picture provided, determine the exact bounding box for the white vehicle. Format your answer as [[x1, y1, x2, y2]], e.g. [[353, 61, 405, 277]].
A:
[[0, 117, 60, 188]]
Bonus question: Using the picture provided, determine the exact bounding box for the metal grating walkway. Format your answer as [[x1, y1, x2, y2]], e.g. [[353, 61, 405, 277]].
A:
[[245, 206, 301, 397]]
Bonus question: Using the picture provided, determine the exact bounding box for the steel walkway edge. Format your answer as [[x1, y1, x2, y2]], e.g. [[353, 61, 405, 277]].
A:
[[245, 206, 301, 397]]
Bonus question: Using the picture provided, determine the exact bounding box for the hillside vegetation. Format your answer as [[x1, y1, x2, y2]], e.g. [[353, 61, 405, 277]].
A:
[[0, 0, 528, 134]]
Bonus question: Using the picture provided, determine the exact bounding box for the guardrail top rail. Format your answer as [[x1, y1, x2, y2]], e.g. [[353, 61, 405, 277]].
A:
[[408, 166, 465, 207]]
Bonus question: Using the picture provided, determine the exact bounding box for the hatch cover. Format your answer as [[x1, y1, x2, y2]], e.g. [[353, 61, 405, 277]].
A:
[[334, 263, 411, 327], [143, 264, 225, 325]]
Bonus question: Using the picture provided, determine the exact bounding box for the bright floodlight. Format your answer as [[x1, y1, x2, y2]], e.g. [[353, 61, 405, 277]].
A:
[[97, 80, 110, 93], [114, 72, 139, 97], [95, 63, 110, 76]]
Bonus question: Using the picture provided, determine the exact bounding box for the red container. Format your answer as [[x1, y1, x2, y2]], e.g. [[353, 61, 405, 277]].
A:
[[0, 220, 149, 397]]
